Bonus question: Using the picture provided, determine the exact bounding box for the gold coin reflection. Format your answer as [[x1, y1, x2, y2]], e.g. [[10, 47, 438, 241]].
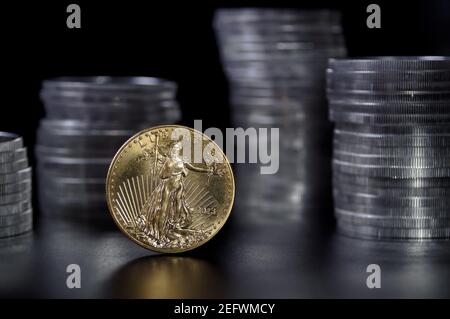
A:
[[110, 256, 225, 298]]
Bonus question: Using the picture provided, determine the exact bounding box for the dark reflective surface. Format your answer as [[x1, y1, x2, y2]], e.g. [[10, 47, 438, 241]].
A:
[[1, 208, 450, 298], [107, 256, 226, 298]]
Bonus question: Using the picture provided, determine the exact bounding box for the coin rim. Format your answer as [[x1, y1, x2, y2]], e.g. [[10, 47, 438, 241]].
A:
[[105, 124, 236, 254]]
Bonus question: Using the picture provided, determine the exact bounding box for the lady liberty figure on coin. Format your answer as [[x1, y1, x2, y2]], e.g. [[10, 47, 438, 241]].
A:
[[138, 138, 222, 245]]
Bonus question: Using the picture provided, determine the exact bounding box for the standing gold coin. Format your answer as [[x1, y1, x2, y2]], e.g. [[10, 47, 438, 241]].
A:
[[106, 125, 235, 253]]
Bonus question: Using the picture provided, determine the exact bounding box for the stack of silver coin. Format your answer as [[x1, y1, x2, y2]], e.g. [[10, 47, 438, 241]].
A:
[[328, 57, 450, 239], [36, 77, 180, 220], [0, 132, 32, 237], [214, 8, 346, 222]]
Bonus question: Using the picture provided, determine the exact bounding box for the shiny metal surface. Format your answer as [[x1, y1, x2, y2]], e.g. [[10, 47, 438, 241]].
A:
[[1, 213, 450, 298]]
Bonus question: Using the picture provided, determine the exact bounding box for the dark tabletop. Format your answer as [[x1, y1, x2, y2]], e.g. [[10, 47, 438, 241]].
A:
[[1, 203, 450, 299]]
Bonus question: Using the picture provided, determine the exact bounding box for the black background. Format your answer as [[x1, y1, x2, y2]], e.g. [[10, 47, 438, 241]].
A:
[[2, 0, 450, 155]]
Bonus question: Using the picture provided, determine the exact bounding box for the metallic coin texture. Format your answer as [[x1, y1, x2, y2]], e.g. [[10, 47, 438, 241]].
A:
[[37, 77, 181, 219], [0, 132, 32, 238], [215, 8, 345, 222], [328, 57, 450, 239], [106, 125, 235, 253]]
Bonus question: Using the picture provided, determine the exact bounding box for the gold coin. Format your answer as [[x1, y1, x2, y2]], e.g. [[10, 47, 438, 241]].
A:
[[106, 125, 235, 253]]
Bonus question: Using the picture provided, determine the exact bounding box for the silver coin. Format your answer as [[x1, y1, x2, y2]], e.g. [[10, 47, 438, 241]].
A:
[[332, 172, 450, 189], [329, 98, 450, 109], [37, 175, 104, 184], [0, 132, 23, 152], [35, 119, 167, 132], [43, 103, 180, 123], [333, 160, 450, 178], [231, 95, 325, 107], [224, 59, 331, 74], [0, 159, 28, 174], [0, 191, 31, 205], [215, 8, 341, 24], [215, 23, 343, 35], [41, 88, 176, 104], [0, 220, 33, 238], [334, 201, 450, 218], [38, 202, 109, 221], [328, 91, 450, 105], [222, 41, 346, 55], [231, 112, 326, 126], [217, 33, 344, 45], [230, 77, 324, 89], [36, 160, 108, 179], [39, 187, 105, 200], [0, 179, 31, 195], [333, 151, 450, 168], [335, 209, 450, 229], [36, 135, 129, 150], [35, 145, 115, 157], [38, 118, 142, 130], [0, 209, 33, 227], [219, 38, 339, 51], [336, 220, 450, 239], [42, 97, 179, 112], [43, 76, 176, 93], [329, 57, 450, 72], [0, 201, 32, 216], [231, 86, 326, 98], [335, 181, 450, 197], [0, 168, 32, 184], [333, 141, 450, 157], [36, 128, 131, 149], [334, 130, 450, 147], [328, 78, 450, 92], [335, 122, 450, 135], [222, 48, 346, 63], [38, 186, 106, 201], [231, 108, 328, 123], [36, 156, 110, 165], [38, 191, 105, 205], [217, 26, 344, 36], [329, 101, 450, 115], [231, 103, 328, 117], [224, 65, 331, 80], [222, 46, 345, 59], [38, 121, 135, 136], [334, 190, 450, 208], [38, 176, 104, 193], [0, 148, 27, 163], [327, 68, 450, 82], [39, 202, 107, 216], [330, 110, 450, 125], [41, 83, 176, 98]]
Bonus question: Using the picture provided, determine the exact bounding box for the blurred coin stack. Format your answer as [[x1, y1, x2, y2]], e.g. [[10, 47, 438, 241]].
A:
[[214, 9, 346, 222], [328, 57, 450, 239], [0, 133, 32, 237], [37, 77, 180, 220]]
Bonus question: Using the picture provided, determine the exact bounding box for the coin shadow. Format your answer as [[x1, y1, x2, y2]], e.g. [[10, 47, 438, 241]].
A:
[[105, 255, 228, 298]]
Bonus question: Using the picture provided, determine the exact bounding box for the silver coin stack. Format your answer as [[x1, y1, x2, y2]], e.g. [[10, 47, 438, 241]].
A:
[[214, 9, 346, 222], [0, 132, 32, 237], [328, 57, 450, 239], [36, 76, 180, 220]]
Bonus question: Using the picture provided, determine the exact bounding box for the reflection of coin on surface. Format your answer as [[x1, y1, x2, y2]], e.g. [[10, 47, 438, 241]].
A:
[[108, 256, 226, 298], [106, 125, 235, 253]]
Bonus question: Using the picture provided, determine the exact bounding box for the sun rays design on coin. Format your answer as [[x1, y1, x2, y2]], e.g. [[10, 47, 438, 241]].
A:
[[106, 125, 235, 253]]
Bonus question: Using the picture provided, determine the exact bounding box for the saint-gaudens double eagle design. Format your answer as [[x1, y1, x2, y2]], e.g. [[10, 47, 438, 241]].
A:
[[106, 125, 235, 253]]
